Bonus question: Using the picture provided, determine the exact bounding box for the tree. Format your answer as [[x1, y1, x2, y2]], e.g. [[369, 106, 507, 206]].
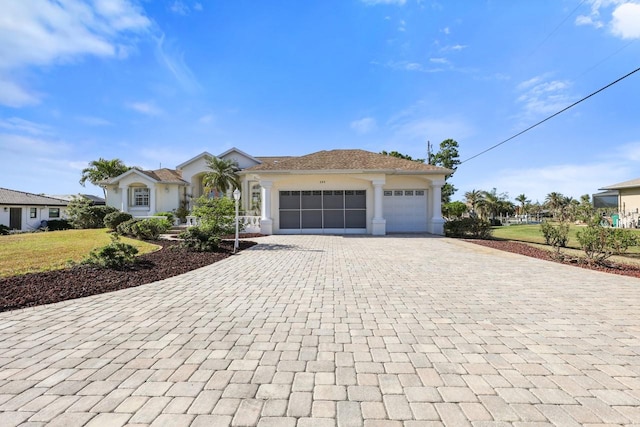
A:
[[477, 188, 513, 221], [443, 201, 468, 219], [545, 192, 565, 220], [380, 150, 425, 163], [428, 139, 461, 204], [80, 158, 130, 198], [202, 157, 240, 196], [464, 189, 483, 215], [515, 194, 530, 215]]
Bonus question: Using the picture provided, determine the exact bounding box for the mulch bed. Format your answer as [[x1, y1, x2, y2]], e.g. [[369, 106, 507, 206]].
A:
[[467, 239, 640, 279], [0, 238, 259, 313]]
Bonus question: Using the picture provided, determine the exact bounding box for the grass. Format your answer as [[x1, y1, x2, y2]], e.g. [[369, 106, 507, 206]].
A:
[[0, 229, 160, 278], [491, 223, 640, 264]]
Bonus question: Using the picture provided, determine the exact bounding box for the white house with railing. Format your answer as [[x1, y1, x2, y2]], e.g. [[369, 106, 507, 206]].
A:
[[102, 147, 451, 236]]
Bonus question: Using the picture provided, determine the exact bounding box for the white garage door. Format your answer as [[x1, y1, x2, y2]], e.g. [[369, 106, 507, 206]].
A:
[[383, 189, 428, 232]]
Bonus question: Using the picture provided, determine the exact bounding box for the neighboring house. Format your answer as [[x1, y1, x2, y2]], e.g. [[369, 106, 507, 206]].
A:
[[0, 188, 68, 231], [50, 194, 106, 205], [102, 147, 452, 235], [599, 178, 640, 228]]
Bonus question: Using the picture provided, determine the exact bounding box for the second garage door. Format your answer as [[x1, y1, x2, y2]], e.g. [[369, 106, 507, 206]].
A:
[[383, 189, 428, 232]]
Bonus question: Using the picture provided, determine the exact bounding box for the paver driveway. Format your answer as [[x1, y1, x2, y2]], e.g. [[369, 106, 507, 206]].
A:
[[1, 235, 640, 427]]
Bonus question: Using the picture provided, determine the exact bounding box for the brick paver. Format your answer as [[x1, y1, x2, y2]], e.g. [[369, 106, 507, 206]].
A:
[[0, 235, 639, 425]]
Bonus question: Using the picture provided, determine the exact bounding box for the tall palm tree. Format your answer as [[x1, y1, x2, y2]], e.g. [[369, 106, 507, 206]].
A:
[[515, 193, 530, 215], [545, 192, 565, 220], [464, 189, 483, 215], [80, 158, 130, 198], [202, 156, 240, 197]]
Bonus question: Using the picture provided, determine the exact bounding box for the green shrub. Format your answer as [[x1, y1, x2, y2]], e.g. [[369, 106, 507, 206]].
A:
[[43, 219, 73, 231], [116, 217, 171, 240], [66, 197, 118, 229], [83, 235, 139, 269], [103, 212, 133, 230], [191, 196, 238, 237], [540, 221, 569, 249], [0, 224, 9, 235], [444, 217, 492, 239], [155, 212, 175, 224], [577, 225, 639, 264], [174, 205, 189, 223], [179, 224, 222, 252]]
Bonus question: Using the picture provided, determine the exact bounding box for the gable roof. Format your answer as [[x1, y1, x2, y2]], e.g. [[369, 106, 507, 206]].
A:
[[176, 151, 215, 170], [600, 178, 640, 190], [0, 188, 68, 206], [244, 149, 451, 174], [218, 147, 263, 164]]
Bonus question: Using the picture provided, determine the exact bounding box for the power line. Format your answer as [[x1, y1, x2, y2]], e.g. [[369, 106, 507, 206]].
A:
[[460, 66, 640, 165], [527, 0, 587, 59]]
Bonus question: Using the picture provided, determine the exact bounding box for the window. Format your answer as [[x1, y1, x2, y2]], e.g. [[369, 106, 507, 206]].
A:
[[49, 208, 60, 218], [405, 190, 414, 196], [133, 187, 150, 207], [384, 191, 392, 196], [30, 207, 37, 218]]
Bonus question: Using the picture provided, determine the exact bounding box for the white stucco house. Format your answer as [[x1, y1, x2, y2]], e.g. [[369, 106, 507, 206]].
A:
[[102, 147, 452, 235], [0, 188, 69, 231]]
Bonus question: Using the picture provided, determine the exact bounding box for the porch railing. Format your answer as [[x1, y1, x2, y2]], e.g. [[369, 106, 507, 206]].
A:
[[185, 215, 261, 233]]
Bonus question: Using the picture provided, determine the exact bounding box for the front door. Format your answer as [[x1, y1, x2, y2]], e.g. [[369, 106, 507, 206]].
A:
[[9, 207, 22, 230]]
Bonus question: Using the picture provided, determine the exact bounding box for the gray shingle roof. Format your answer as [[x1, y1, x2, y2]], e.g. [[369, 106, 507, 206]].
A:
[[0, 188, 69, 206], [600, 178, 640, 190], [245, 149, 450, 173]]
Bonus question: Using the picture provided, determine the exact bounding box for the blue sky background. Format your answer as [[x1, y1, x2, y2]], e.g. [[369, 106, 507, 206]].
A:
[[1, 0, 639, 203]]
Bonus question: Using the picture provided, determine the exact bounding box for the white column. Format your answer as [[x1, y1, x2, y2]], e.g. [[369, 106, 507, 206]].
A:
[[120, 185, 128, 213], [429, 180, 445, 235], [149, 186, 156, 215], [371, 178, 386, 236], [259, 180, 273, 234]]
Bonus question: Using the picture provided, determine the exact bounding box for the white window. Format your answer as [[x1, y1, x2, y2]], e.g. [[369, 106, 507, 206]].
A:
[[49, 208, 60, 218], [30, 207, 37, 218], [133, 188, 150, 207]]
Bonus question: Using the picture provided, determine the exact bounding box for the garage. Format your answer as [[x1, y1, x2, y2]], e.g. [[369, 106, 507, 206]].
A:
[[383, 189, 428, 232], [279, 190, 367, 233]]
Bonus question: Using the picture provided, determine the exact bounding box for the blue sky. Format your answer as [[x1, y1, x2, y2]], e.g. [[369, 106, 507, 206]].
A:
[[1, 0, 639, 203]]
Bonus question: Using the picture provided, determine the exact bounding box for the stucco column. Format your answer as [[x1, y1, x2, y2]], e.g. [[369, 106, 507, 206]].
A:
[[120, 185, 128, 213], [259, 180, 273, 235], [149, 186, 156, 215], [371, 178, 386, 236], [429, 179, 445, 235]]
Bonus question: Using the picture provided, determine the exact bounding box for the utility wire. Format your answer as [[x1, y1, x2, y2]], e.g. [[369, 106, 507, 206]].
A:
[[527, 0, 586, 59], [460, 66, 640, 165]]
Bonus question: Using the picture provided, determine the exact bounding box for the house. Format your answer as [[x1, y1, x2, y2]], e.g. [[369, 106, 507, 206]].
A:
[[0, 188, 69, 231], [599, 178, 640, 228], [50, 194, 106, 205], [102, 147, 452, 235]]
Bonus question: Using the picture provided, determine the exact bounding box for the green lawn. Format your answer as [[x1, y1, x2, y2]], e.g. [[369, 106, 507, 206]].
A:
[[491, 223, 640, 256], [0, 229, 159, 277]]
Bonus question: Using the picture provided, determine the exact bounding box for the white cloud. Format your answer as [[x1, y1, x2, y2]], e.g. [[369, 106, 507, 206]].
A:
[[515, 75, 573, 120], [442, 27, 450, 35], [378, 60, 444, 73], [430, 57, 449, 64], [611, 2, 640, 38], [361, 0, 406, 5], [155, 34, 201, 93], [576, 1, 640, 39], [351, 117, 378, 134], [127, 101, 163, 116], [0, 133, 70, 155], [170, 1, 190, 15], [0, 0, 150, 107], [199, 114, 215, 124], [0, 117, 52, 135], [194, 3, 203, 11], [76, 116, 113, 126]]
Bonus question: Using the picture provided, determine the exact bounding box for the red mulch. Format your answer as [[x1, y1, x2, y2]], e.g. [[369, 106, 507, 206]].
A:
[[467, 239, 640, 279], [0, 238, 260, 313]]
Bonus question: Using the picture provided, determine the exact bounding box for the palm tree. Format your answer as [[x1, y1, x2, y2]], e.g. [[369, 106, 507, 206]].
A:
[[515, 193, 530, 215], [80, 158, 130, 198], [202, 156, 240, 197], [545, 192, 565, 220], [464, 189, 483, 215]]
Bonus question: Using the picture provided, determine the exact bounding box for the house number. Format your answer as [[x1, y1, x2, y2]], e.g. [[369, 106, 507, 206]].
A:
[[320, 180, 326, 184]]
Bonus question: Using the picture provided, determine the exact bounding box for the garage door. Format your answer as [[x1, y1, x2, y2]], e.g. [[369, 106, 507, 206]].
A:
[[383, 189, 428, 232], [279, 190, 366, 233]]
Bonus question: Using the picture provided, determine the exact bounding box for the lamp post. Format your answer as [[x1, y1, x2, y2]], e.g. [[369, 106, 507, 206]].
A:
[[233, 188, 241, 253]]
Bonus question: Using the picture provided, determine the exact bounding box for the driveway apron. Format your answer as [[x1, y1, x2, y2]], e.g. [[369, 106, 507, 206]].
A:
[[0, 235, 639, 426]]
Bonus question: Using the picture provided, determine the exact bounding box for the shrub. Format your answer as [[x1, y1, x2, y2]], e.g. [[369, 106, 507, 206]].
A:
[[67, 197, 118, 229], [577, 225, 639, 264], [0, 224, 9, 235], [191, 196, 238, 237], [155, 212, 175, 224], [540, 221, 569, 250], [83, 235, 139, 269], [116, 217, 171, 240], [174, 205, 189, 223], [179, 224, 222, 252], [103, 212, 133, 230], [444, 217, 492, 239], [43, 219, 72, 231]]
